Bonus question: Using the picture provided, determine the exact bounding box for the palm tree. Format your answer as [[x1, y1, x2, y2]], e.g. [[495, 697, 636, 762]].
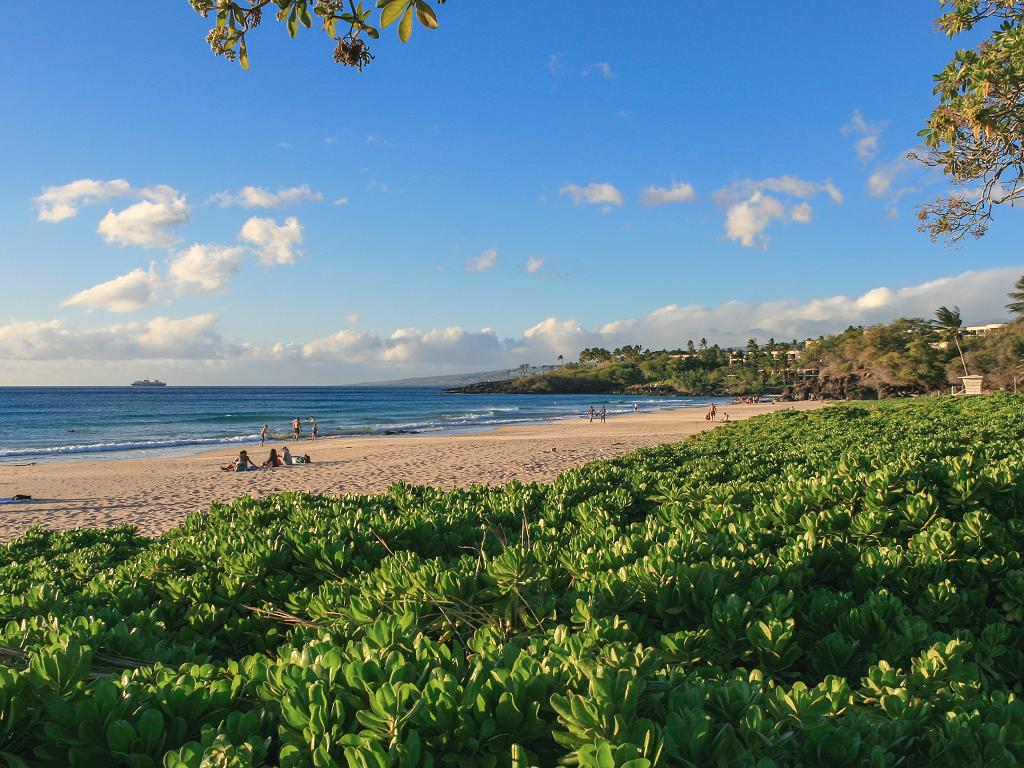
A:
[[1007, 274, 1024, 318], [699, 337, 708, 350], [932, 305, 969, 376], [557, 354, 564, 367]]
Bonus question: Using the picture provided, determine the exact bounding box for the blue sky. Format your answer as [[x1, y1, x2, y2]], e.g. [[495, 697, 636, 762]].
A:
[[1, 1, 1020, 384]]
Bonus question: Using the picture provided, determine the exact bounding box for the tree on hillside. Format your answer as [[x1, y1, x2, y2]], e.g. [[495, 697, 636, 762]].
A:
[[557, 354, 564, 367], [188, 0, 446, 70], [1008, 274, 1024, 317], [914, 1, 1024, 243], [932, 306, 970, 376]]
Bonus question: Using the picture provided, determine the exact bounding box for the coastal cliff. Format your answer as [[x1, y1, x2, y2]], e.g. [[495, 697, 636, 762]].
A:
[[446, 377, 687, 396]]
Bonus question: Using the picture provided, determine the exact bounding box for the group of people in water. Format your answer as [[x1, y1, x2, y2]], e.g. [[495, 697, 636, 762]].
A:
[[221, 446, 313, 472], [587, 401, 641, 423], [258, 416, 319, 446]]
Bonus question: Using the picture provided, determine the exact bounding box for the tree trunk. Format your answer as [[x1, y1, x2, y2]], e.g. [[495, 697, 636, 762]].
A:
[[954, 335, 968, 376]]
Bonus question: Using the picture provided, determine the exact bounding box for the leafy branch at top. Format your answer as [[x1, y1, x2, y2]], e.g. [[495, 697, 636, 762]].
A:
[[188, 0, 445, 71], [914, 1, 1024, 243]]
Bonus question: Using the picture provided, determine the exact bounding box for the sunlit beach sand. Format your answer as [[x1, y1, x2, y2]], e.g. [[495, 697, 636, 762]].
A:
[[0, 400, 827, 540]]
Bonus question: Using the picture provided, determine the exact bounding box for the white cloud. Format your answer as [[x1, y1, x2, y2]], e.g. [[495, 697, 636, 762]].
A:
[[868, 156, 914, 198], [211, 184, 323, 208], [0, 314, 234, 361], [333, 197, 349, 206], [239, 216, 304, 265], [34, 179, 132, 222], [61, 265, 160, 313], [841, 110, 884, 161], [303, 326, 505, 368], [167, 243, 247, 293], [547, 53, 567, 74], [715, 176, 841, 248], [559, 182, 624, 211], [790, 202, 813, 223], [344, 312, 361, 325], [525, 256, 545, 273], [641, 181, 698, 206], [723, 192, 786, 248], [466, 249, 497, 272], [97, 188, 189, 248], [9, 268, 1019, 381], [295, 267, 1019, 373], [719, 176, 842, 205], [582, 62, 615, 79]]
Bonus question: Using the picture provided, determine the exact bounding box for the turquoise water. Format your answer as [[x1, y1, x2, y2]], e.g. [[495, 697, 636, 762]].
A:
[[0, 387, 728, 461]]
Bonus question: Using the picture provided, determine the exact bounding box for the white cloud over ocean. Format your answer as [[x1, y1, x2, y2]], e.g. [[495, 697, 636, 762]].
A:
[[62, 265, 160, 313], [9, 267, 1018, 383]]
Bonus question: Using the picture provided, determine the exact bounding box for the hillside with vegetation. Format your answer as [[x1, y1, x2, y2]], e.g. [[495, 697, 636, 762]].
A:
[[451, 341, 808, 397], [5, 397, 1024, 765], [451, 316, 1024, 400]]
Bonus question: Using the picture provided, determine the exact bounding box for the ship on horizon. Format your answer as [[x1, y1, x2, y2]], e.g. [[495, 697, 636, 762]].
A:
[[130, 379, 167, 387]]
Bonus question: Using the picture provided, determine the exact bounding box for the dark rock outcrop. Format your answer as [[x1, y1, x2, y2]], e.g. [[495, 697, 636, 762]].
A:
[[446, 378, 686, 396], [780, 374, 929, 401]]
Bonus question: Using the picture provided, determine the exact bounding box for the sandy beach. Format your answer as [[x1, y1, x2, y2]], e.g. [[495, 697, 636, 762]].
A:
[[0, 400, 829, 541]]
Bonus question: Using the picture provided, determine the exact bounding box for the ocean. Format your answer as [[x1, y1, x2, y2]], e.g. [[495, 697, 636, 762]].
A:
[[0, 387, 729, 462]]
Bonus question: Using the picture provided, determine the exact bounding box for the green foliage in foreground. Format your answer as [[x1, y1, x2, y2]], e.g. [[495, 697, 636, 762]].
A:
[[4, 397, 1024, 767]]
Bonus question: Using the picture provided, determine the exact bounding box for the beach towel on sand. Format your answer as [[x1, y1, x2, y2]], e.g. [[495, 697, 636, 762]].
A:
[[0, 497, 30, 505]]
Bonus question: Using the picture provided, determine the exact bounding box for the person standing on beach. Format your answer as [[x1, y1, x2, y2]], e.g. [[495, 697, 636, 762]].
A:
[[599, 405, 607, 423], [633, 401, 639, 414], [259, 424, 268, 446], [309, 416, 318, 442], [708, 403, 717, 422], [588, 406, 596, 423], [292, 417, 301, 441]]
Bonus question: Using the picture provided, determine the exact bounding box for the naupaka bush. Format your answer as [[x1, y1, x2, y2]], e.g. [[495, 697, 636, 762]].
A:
[[2, 396, 1024, 767]]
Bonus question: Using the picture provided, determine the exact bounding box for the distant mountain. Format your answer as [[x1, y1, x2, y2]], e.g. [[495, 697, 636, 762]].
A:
[[356, 366, 558, 388]]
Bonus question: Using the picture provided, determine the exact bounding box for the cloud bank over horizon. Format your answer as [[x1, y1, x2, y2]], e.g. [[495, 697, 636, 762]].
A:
[[3, 266, 1018, 384]]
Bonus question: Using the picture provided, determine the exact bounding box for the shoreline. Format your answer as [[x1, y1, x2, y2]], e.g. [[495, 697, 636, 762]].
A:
[[0, 400, 829, 541], [0, 394, 734, 465]]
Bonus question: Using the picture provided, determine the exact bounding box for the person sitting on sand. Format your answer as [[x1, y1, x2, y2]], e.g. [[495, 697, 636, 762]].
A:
[[261, 448, 283, 468], [722, 412, 731, 422], [303, 454, 312, 463], [222, 450, 257, 472], [281, 446, 294, 465]]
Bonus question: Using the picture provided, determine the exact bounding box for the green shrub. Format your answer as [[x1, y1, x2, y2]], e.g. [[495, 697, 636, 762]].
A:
[[3, 396, 1024, 766]]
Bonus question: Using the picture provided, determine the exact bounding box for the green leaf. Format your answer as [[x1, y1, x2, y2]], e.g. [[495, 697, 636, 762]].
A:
[[415, 1, 438, 29], [379, 0, 408, 27], [398, 3, 414, 42], [107, 720, 136, 754]]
